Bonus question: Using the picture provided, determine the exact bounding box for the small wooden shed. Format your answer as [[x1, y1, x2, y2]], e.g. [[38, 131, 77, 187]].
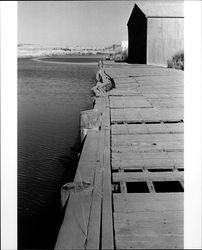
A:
[[127, 1, 184, 66]]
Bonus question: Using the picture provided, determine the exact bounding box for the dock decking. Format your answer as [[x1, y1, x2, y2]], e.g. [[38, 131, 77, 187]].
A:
[[55, 63, 184, 249]]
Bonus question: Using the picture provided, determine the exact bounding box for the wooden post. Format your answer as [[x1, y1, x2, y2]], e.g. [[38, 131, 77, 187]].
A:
[[80, 109, 102, 142]]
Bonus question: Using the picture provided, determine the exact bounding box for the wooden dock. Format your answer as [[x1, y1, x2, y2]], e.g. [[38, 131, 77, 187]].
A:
[[55, 62, 184, 249]]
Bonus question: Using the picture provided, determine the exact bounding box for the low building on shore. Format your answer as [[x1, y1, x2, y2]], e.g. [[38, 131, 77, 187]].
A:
[[121, 40, 128, 53]]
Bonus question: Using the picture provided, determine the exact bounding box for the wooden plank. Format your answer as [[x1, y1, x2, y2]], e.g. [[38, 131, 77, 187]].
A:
[[112, 123, 184, 135], [112, 78, 137, 84], [113, 193, 183, 213], [111, 108, 184, 123], [74, 130, 100, 182], [113, 192, 183, 202], [112, 133, 183, 143], [115, 219, 183, 235], [109, 89, 140, 96], [114, 209, 183, 249], [112, 171, 183, 182], [146, 97, 183, 108], [112, 143, 183, 153], [87, 95, 112, 249], [112, 133, 183, 153], [112, 150, 184, 169], [112, 158, 184, 169], [105, 63, 184, 78], [86, 133, 104, 249], [101, 98, 114, 249], [110, 96, 152, 108], [115, 235, 183, 249], [114, 83, 138, 90], [136, 77, 183, 87], [112, 151, 183, 160], [144, 93, 184, 99], [55, 192, 92, 250], [114, 193, 183, 249], [55, 130, 100, 250], [112, 151, 183, 164]]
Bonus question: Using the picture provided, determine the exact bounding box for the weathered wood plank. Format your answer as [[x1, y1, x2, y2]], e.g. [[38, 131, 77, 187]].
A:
[[112, 171, 183, 182], [112, 154, 183, 169], [55, 130, 100, 250], [112, 151, 183, 160], [113, 192, 183, 202], [146, 97, 183, 108], [87, 95, 113, 249], [110, 96, 152, 108], [109, 89, 140, 96], [144, 93, 184, 99], [112, 133, 183, 142], [105, 64, 184, 78], [55, 192, 92, 250], [101, 99, 114, 250], [113, 193, 183, 213], [86, 132, 104, 249], [112, 133, 183, 153], [112, 159, 183, 169], [112, 150, 183, 168], [111, 107, 184, 123], [114, 209, 183, 249], [112, 144, 183, 153], [112, 123, 184, 135], [115, 235, 183, 249], [113, 193, 183, 249], [115, 219, 183, 235], [114, 211, 183, 225], [135, 75, 183, 86]]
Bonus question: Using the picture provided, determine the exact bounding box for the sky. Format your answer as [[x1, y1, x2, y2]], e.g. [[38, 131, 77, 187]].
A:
[[18, 1, 135, 47]]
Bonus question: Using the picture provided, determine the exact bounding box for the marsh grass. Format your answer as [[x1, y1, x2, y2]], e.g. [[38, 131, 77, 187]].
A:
[[167, 51, 184, 70], [113, 49, 128, 62]]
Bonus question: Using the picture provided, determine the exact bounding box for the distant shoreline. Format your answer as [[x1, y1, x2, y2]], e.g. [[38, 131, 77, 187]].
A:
[[30, 55, 106, 65]]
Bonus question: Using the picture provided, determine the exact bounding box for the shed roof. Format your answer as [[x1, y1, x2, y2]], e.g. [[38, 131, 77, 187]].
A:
[[129, 1, 184, 19]]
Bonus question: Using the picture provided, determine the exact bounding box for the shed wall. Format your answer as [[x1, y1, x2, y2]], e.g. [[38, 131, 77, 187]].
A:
[[128, 7, 147, 64], [147, 18, 184, 66]]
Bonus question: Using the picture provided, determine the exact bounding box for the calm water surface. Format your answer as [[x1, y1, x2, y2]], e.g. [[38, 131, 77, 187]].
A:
[[18, 57, 98, 249]]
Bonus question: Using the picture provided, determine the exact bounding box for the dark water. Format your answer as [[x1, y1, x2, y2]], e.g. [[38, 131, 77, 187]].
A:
[[18, 57, 98, 249]]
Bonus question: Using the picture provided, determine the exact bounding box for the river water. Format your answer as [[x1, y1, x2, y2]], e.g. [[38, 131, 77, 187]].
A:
[[18, 57, 99, 249]]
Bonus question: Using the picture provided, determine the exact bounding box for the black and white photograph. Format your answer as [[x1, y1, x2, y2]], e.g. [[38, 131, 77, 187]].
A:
[[1, 1, 202, 249]]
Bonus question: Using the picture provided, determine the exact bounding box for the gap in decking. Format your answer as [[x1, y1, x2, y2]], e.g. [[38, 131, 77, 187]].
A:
[[126, 182, 149, 193], [153, 181, 184, 192], [124, 169, 143, 172], [177, 168, 184, 171], [112, 182, 121, 193], [164, 120, 184, 124], [112, 169, 119, 173], [111, 120, 184, 125], [148, 168, 173, 172]]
